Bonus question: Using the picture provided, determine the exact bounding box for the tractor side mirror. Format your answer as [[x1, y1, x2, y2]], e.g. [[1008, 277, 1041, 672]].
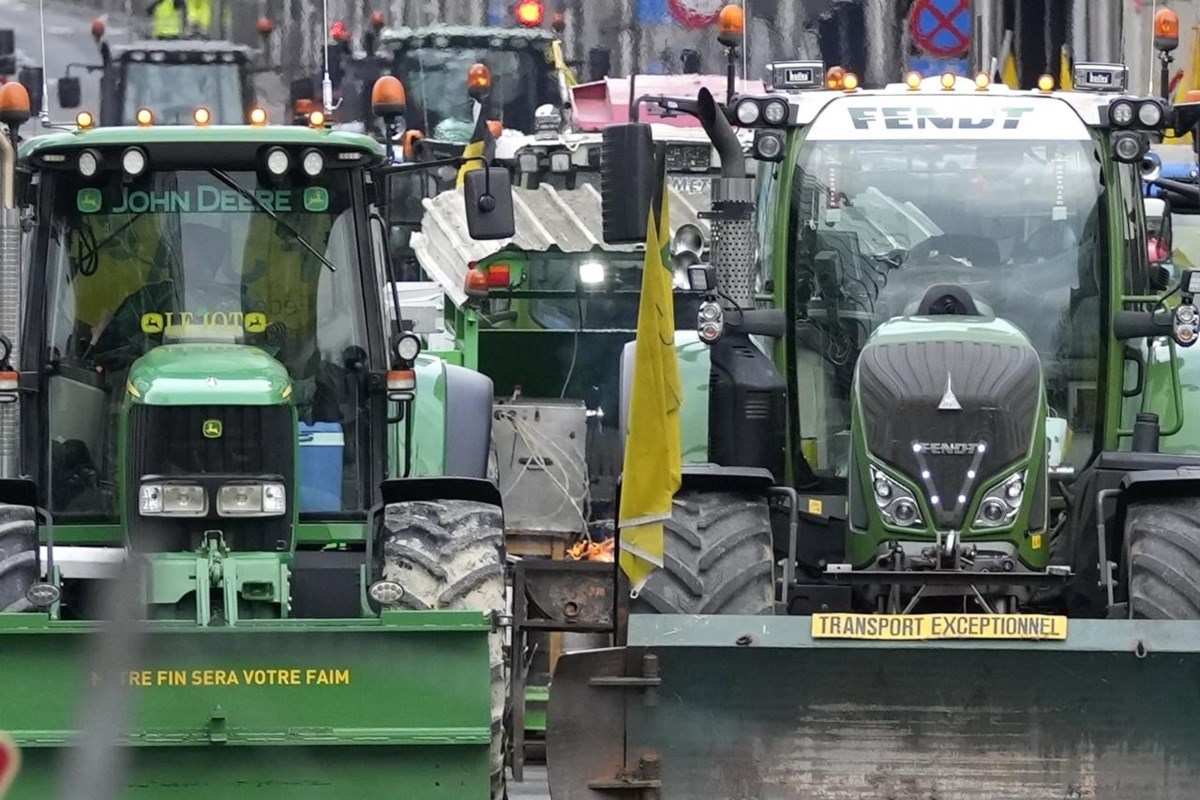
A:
[[463, 167, 515, 241], [57, 77, 81, 109], [600, 122, 656, 244], [0, 30, 12, 78]]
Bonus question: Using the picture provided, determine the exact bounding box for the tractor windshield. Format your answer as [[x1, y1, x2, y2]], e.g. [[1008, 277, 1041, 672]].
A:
[[121, 61, 244, 124], [789, 135, 1105, 478], [43, 169, 370, 518], [397, 46, 550, 138]]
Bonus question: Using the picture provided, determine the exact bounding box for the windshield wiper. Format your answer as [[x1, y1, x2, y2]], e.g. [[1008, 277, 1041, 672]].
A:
[[208, 169, 337, 272]]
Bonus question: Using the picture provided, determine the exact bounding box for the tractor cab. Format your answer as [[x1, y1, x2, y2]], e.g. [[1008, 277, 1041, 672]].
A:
[[57, 19, 273, 127], [592, 47, 1200, 620], [299, 12, 570, 147], [9, 75, 515, 612]]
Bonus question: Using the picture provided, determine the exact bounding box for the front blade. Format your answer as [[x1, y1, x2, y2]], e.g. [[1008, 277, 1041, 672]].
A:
[[550, 615, 1200, 799]]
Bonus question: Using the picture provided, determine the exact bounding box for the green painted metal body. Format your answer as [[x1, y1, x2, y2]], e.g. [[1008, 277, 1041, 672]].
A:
[[127, 344, 293, 406], [547, 614, 1200, 799], [1, 123, 499, 797], [3, 611, 494, 799], [847, 317, 1049, 568], [389, 354, 452, 477]]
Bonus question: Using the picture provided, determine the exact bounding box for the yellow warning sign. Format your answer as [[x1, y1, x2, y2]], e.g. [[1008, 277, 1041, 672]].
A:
[[811, 613, 1067, 641]]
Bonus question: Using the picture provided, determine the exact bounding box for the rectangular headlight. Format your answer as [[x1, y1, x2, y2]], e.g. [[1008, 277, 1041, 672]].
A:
[[139, 483, 207, 516], [217, 482, 286, 517]]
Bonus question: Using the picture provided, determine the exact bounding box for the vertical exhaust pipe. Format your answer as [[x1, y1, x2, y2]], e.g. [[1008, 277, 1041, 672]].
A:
[[695, 87, 755, 309], [0, 130, 18, 479]]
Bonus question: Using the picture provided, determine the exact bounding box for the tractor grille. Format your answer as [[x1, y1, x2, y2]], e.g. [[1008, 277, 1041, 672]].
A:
[[130, 405, 291, 477], [127, 404, 294, 552], [857, 339, 1041, 530]]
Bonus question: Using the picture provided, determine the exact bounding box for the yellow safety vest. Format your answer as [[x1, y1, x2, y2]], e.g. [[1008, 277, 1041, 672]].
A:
[[152, 0, 214, 38]]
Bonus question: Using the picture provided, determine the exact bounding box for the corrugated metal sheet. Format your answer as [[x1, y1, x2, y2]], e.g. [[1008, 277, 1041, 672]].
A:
[[411, 180, 713, 308]]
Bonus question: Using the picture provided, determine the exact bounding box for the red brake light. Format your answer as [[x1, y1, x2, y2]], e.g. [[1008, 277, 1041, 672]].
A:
[[515, 0, 544, 27], [487, 263, 511, 287]]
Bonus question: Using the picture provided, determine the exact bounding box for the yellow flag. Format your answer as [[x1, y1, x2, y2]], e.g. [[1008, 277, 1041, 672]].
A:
[[618, 174, 683, 594], [1059, 45, 1073, 91], [456, 95, 496, 188], [1002, 51, 1019, 90]]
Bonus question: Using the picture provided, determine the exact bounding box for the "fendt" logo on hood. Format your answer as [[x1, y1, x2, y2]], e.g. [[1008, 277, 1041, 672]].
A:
[[848, 107, 1033, 131], [917, 442, 980, 455]]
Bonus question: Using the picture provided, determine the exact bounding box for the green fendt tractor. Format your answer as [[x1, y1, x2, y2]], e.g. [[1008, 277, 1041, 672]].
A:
[[56, 18, 274, 126], [0, 75, 520, 798], [545, 33, 1200, 799]]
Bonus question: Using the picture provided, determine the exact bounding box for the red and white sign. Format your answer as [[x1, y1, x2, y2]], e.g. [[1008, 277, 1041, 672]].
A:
[[0, 733, 20, 798], [667, 0, 725, 29]]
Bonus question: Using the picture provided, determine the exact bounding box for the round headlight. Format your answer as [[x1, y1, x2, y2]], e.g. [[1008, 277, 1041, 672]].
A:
[[980, 498, 1007, 523], [265, 147, 290, 176], [121, 147, 147, 177], [1109, 100, 1135, 127], [1005, 478, 1024, 500], [699, 301, 722, 321], [1138, 101, 1163, 127], [78, 149, 100, 177], [762, 98, 788, 125], [1113, 132, 1145, 162], [302, 148, 324, 177], [891, 498, 918, 525], [755, 131, 784, 160], [735, 99, 760, 125], [873, 478, 892, 499], [698, 321, 722, 342], [395, 333, 421, 362]]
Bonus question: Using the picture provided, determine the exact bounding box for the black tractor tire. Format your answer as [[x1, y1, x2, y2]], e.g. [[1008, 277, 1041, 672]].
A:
[[0, 504, 37, 613], [1128, 498, 1200, 619], [380, 499, 507, 799], [631, 490, 775, 615]]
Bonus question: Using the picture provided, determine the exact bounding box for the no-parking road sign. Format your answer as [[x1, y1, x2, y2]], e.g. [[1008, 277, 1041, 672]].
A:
[[910, 0, 972, 58], [0, 733, 19, 798]]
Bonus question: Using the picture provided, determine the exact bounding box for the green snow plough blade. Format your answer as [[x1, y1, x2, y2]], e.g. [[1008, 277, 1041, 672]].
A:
[[547, 614, 1200, 799], [2, 610, 493, 799]]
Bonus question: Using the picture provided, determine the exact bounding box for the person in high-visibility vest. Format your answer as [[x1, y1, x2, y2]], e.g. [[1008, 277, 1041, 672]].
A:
[[147, 0, 215, 38]]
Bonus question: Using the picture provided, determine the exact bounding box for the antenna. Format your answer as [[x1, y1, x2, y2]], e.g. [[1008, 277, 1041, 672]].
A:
[[320, 0, 333, 116], [37, 0, 51, 126]]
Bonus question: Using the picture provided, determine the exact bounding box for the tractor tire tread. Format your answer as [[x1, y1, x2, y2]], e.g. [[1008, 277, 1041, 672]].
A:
[[1128, 499, 1200, 619], [0, 503, 37, 614], [632, 491, 774, 616], [381, 498, 507, 799]]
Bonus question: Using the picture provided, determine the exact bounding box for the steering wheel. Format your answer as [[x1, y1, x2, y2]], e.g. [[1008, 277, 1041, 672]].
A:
[[158, 105, 194, 125]]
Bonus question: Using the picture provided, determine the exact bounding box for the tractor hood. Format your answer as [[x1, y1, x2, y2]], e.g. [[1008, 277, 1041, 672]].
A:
[[854, 315, 1043, 531], [126, 344, 292, 406]]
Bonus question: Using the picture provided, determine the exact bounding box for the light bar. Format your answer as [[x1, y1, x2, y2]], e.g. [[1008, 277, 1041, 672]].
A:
[[764, 60, 824, 92], [1072, 63, 1128, 93]]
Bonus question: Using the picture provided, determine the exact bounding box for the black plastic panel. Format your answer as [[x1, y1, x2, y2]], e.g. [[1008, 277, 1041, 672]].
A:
[[857, 337, 1041, 529], [126, 404, 294, 552]]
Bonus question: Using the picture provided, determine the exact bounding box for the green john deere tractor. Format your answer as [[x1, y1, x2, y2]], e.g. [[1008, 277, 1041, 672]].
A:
[[0, 75, 521, 798], [56, 19, 275, 127], [544, 52, 1200, 798]]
